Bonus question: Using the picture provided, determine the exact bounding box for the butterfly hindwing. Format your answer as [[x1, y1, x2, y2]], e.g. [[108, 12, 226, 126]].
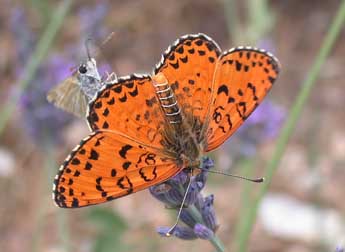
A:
[[53, 131, 180, 208], [154, 33, 221, 126], [87, 75, 167, 149], [205, 48, 281, 151]]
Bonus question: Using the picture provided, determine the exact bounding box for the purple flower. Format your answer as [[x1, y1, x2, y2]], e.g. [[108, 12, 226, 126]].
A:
[[194, 223, 214, 240], [150, 157, 219, 241], [18, 55, 74, 145], [10, 7, 73, 145], [336, 246, 344, 252], [10, 8, 35, 74], [180, 209, 197, 228], [157, 226, 197, 240], [201, 195, 218, 231]]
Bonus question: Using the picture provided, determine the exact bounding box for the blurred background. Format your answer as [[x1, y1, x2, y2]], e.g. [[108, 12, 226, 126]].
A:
[[0, 0, 344, 252]]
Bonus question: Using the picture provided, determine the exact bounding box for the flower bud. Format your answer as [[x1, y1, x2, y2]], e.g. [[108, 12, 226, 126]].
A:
[[194, 223, 214, 240]]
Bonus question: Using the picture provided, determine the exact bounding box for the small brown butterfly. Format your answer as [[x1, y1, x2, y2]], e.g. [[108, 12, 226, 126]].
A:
[[47, 58, 116, 117]]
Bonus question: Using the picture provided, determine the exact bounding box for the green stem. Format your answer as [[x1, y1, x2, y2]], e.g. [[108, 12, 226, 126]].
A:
[[236, 1, 345, 251], [210, 235, 226, 252], [0, 0, 72, 136]]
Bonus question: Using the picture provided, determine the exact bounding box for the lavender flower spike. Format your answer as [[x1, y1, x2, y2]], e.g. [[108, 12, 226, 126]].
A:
[[194, 223, 214, 240], [201, 195, 218, 231], [336, 246, 344, 252], [157, 226, 197, 240], [150, 157, 225, 251]]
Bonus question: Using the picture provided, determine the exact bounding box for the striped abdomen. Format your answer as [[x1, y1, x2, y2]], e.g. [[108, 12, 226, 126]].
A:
[[152, 73, 182, 124]]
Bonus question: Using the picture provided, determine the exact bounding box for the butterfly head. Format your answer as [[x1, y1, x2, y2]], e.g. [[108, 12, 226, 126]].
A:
[[77, 58, 103, 99], [77, 58, 101, 81]]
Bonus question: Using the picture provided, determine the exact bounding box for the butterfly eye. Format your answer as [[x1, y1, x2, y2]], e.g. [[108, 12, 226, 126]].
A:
[[78, 64, 87, 74]]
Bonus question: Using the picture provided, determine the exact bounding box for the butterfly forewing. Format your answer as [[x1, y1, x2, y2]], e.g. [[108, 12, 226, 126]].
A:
[[53, 131, 180, 208], [204, 48, 280, 151], [154, 34, 221, 126], [47, 76, 88, 117], [87, 75, 167, 149]]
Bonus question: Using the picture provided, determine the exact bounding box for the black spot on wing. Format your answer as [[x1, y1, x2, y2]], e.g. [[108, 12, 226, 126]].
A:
[[119, 94, 127, 102], [169, 61, 179, 69], [139, 166, 157, 182], [236, 60, 242, 71], [146, 97, 157, 107], [176, 46, 184, 54], [180, 55, 188, 63], [71, 158, 80, 165], [89, 149, 99, 160], [71, 198, 79, 207], [73, 170, 80, 177], [129, 86, 138, 97], [111, 169, 117, 177], [107, 97, 115, 105], [103, 108, 109, 116], [122, 161, 131, 170], [113, 85, 122, 93], [125, 81, 134, 89], [169, 53, 175, 61], [94, 101, 102, 109], [85, 161, 92, 170], [198, 50, 206, 56], [119, 145, 133, 159], [217, 85, 229, 96], [117, 176, 133, 194]]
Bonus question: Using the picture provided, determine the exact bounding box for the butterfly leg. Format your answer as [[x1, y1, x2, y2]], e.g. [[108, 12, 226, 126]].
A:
[[104, 71, 118, 84], [165, 175, 194, 236]]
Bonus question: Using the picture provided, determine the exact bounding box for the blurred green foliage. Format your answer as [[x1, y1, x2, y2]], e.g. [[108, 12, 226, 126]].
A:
[[87, 207, 128, 252]]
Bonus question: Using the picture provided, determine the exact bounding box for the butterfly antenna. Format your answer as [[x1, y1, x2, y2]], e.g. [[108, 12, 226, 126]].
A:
[[99, 31, 120, 78], [195, 167, 264, 183], [85, 37, 93, 60], [165, 176, 194, 236], [100, 31, 115, 49]]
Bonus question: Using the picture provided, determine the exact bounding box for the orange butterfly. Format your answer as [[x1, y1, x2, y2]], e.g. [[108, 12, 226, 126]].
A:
[[52, 33, 280, 208]]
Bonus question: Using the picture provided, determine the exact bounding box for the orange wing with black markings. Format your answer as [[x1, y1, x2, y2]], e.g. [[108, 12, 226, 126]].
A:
[[87, 75, 166, 149], [53, 131, 180, 208], [154, 34, 221, 125], [52, 34, 281, 210], [204, 47, 280, 151]]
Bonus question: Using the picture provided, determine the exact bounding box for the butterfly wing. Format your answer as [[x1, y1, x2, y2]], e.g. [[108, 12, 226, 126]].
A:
[[154, 33, 221, 125], [87, 75, 167, 149], [47, 76, 88, 117], [53, 130, 180, 208], [204, 48, 281, 151]]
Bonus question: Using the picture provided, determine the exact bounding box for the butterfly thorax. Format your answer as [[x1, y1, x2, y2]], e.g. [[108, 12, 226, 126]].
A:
[[77, 58, 103, 99], [153, 73, 202, 168]]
